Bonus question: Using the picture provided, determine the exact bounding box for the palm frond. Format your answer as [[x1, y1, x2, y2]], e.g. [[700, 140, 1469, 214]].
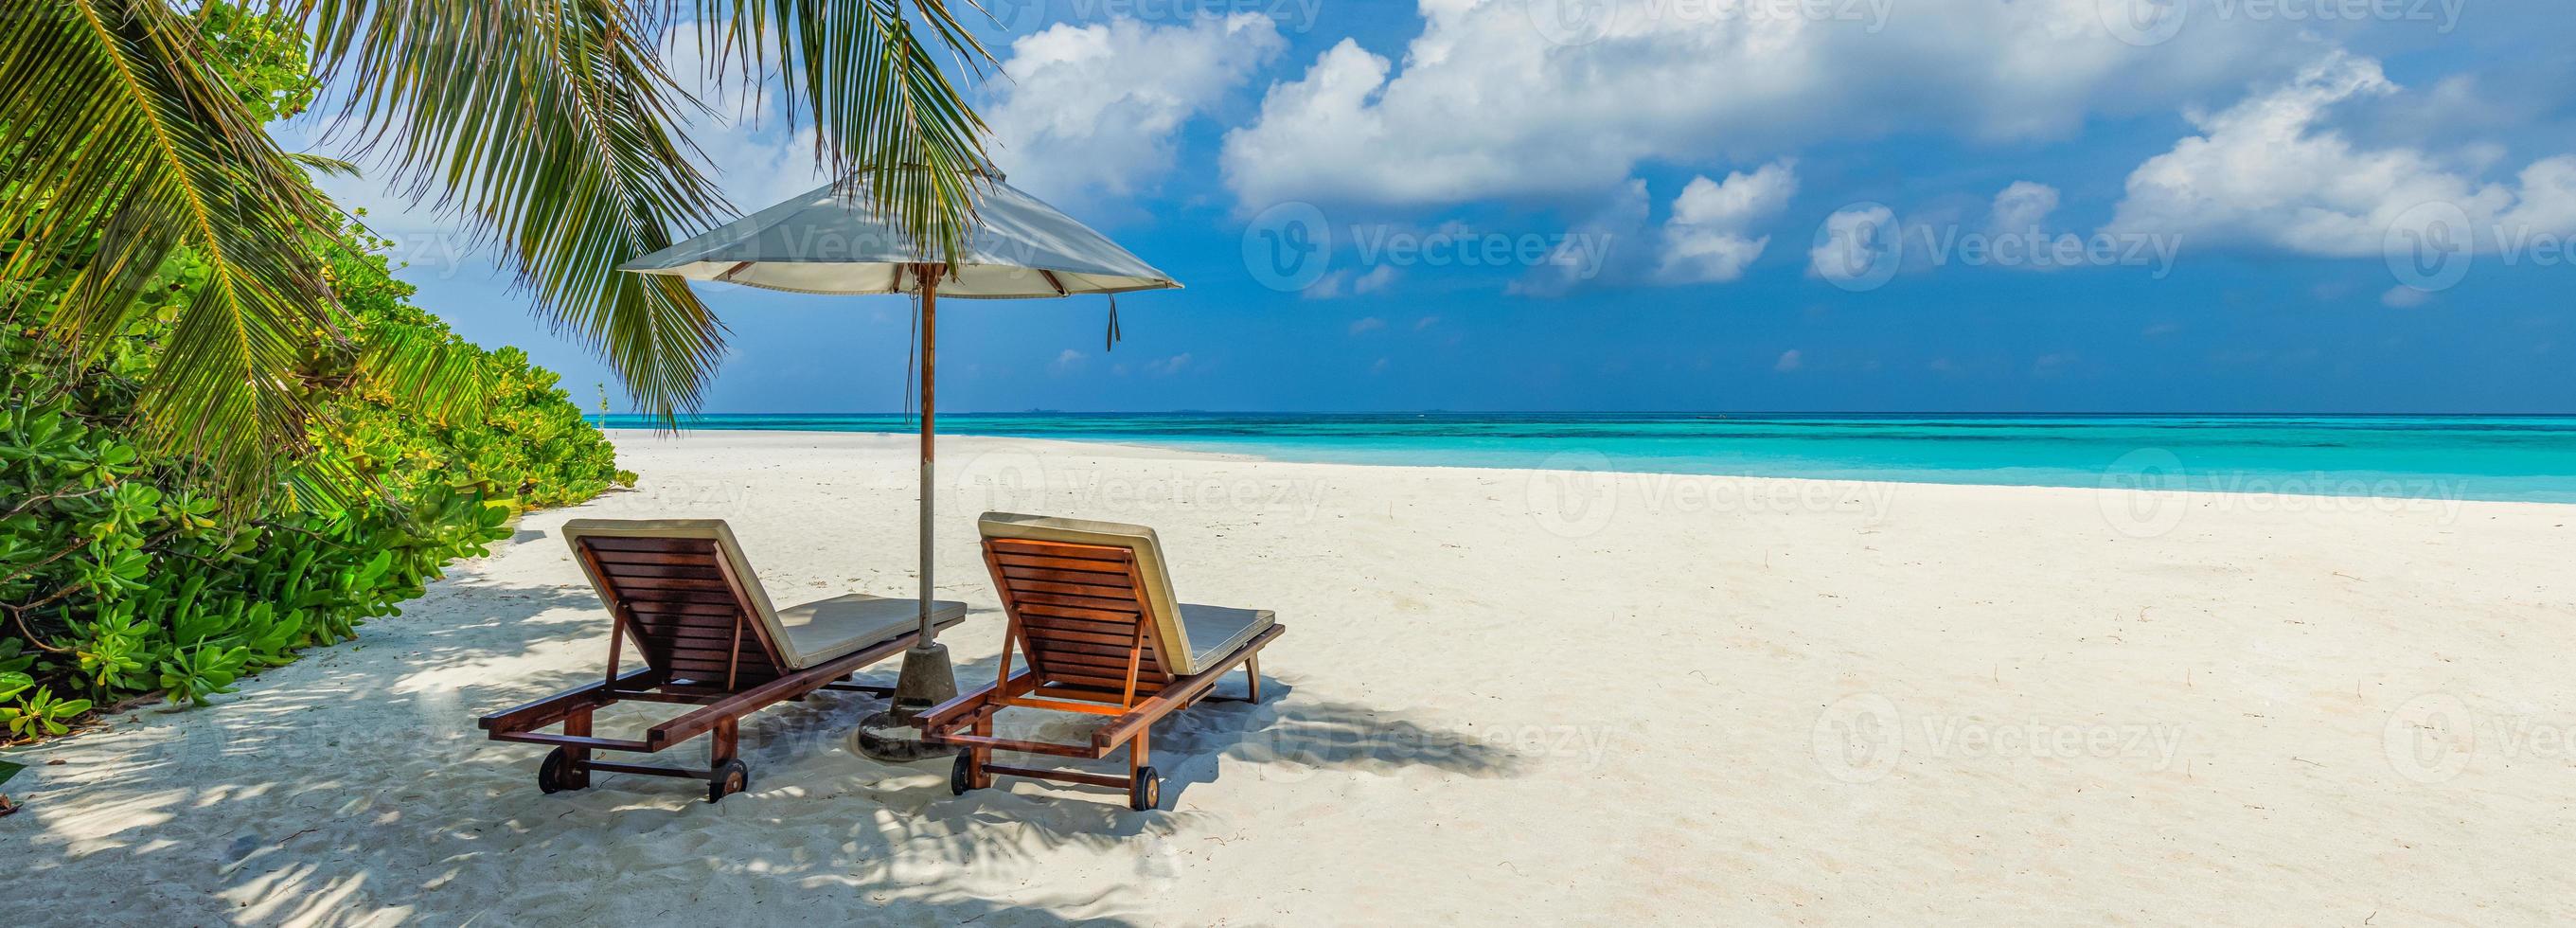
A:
[[288, 152, 362, 178], [355, 323, 487, 425], [306, 0, 733, 426], [685, 0, 999, 259], [0, 0, 341, 497]]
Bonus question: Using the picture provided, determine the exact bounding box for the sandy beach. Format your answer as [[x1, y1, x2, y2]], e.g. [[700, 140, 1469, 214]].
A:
[[7, 430, 2573, 925]]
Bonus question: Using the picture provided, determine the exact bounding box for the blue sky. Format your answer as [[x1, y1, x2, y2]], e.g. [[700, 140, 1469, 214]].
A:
[[278, 1, 2576, 414]]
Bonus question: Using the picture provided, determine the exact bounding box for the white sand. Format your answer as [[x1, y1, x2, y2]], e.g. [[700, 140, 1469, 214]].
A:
[[7, 430, 2574, 925]]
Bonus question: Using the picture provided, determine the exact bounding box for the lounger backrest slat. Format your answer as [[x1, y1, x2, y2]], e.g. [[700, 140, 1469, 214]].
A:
[[977, 512, 1205, 673], [985, 537, 1177, 694], [561, 520, 792, 688]]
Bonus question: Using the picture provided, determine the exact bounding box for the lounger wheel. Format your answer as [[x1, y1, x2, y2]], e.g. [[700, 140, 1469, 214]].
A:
[[1128, 767, 1162, 812], [538, 747, 588, 794], [950, 751, 978, 795], [708, 759, 751, 803]]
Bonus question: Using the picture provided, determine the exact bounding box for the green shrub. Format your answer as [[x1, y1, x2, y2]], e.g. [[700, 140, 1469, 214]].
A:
[[0, 229, 629, 739], [0, 0, 631, 739]]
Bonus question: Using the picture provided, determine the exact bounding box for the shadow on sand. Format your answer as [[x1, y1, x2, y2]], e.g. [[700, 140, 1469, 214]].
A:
[[3, 577, 1522, 924]]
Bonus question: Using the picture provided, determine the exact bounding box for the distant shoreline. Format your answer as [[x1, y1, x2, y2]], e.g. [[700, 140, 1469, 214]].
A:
[[598, 413, 2576, 505]]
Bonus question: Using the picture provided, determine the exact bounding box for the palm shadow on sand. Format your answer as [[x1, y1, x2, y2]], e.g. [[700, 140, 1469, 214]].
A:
[[4, 577, 1523, 925]]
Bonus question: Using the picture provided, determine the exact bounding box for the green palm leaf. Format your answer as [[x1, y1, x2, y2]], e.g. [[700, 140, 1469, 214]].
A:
[[0, 0, 340, 497], [684, 0, 1001, 257], [5, 0, 999, 493], [308, 0, 737, 426]]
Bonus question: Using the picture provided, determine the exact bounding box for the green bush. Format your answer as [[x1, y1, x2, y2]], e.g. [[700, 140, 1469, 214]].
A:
[[0, 1, 631, 739], [0, 233, 630, 736]]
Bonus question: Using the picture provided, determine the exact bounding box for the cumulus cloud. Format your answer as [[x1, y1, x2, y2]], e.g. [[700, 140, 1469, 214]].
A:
[[1809, 204, 1897, 283], [987, 14, 1285, 204], [2103, 51, 2576, 257], [1989, 182, 2061, 234], [1305, 264, 1400, 300], [1656, 160, 1798, 283], [1774, 349, 1803, 372], [1221, 0, 2313, 208]]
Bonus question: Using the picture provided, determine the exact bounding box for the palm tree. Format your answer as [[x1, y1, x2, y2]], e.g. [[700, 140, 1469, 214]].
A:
[[0, 0, 995, 493]]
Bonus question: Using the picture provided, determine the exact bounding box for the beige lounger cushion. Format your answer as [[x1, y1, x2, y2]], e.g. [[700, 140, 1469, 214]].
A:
[[977, 512, 1272, 675], [1177, 603, 1275, 673], [560, 518, 965, 669], [773, 594, 965, 669]]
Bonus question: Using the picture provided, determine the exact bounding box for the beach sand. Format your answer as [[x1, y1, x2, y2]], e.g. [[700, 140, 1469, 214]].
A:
[[7, 430, 2573, 925]]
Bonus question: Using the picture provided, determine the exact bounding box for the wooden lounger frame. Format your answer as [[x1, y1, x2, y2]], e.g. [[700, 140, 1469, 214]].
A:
[[919, 535, 1284, 811], [478, 533, 922, 803]]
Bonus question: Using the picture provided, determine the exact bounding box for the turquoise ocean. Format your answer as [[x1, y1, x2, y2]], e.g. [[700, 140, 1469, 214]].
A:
[[595, 414, 2576, 504]]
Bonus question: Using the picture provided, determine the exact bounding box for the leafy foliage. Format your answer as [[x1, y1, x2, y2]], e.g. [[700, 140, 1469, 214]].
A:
[[0, 221, 630, 741], [4, 0, 997, 497]]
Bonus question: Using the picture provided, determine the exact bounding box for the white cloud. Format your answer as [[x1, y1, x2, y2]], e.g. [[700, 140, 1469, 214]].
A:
[[1348, 316, 1387, 334], [1656, 160, 1797, 283], [2381, 285, 2431, 308], [987, 14, 1286, 205], [1774, 348, 1803, 372], [1989, 182, 2061, 234], [2104, 51, 2576, 257], [1222, 0, 2314, 208], [1351, 264, 1399, 294], [1146, 352, 1193, 376], [1050, 348, 1088, 373], [1809, 204, 1895, 282], [1304, 263, 1400, 300]]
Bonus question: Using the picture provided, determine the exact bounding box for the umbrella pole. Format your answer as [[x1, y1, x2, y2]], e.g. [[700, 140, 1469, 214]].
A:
[[885, 263, 957, 732]]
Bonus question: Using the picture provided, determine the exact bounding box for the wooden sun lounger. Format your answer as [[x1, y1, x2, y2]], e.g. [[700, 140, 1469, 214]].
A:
[[479, 519, 964, 802], [920, 513, 1285, 811]]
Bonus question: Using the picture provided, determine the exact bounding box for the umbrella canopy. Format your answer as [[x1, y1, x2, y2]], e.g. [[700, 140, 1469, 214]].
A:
[[617, 170, 1178, 735], [622, 174, 1179, 297]]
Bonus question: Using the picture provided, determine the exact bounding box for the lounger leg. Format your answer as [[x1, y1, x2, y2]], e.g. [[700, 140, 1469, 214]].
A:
[[1246, 653, 1262, 703], [705, 716, 750, 802], [561, 707, 595, 790], [711, 716, 739, 767], [969, 714, 996, 789]]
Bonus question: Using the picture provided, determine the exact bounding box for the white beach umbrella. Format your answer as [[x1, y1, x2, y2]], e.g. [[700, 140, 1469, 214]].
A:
[[621, 170, 1180, 734]]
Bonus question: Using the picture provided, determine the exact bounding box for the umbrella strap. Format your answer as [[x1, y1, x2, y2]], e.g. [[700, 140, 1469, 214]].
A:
[[902, 291, 922, 423], [1104, 294, 1122, 352]]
